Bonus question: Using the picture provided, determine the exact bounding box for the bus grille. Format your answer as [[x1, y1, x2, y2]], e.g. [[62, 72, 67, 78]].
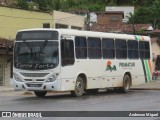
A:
[[26, 83, 42, 87], [24, 79, 45, 82], [20, 73, 49, 77]]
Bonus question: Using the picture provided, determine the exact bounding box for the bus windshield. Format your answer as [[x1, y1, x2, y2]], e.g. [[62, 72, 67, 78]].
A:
[[14, 41, 59, 70]]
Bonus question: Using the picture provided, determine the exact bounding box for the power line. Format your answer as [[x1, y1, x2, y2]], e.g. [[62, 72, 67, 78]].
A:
[[0, 13, 85, 21], [0, 14, 53, 20]]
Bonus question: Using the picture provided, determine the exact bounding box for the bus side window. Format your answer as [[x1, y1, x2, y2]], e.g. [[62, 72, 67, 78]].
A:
[[139, 41, 150, 59], [75, 36, 87, 59], [88, 37, 101, 59], [127, 40, 139, 59], [102, 38, 115, 59], [115, 39, 127, 59], [61, 39, 75, 66]]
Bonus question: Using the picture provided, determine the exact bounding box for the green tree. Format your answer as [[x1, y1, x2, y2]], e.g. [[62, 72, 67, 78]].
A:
[[150, 0, 160, 29], [127, 0, 160, 29], [32, 0, 49, 11], [16, 0, 29, 10]]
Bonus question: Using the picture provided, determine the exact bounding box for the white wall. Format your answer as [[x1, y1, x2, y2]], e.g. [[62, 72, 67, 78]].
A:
[[53, 10, 85, 30]]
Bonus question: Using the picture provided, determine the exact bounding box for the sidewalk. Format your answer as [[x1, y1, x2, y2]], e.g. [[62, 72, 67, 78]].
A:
[[131, 78, 160, 90], [1, 78, 160, 92], [0, 86, 14, 92]]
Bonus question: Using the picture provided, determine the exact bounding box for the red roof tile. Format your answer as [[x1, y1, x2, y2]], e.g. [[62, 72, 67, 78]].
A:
[[90, 23, 153, 33]]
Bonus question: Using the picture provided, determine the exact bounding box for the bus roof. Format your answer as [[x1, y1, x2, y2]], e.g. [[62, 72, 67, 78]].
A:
[[17, 28, 150, 41]]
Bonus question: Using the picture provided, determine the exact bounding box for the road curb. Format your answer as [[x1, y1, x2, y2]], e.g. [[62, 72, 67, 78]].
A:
[[0, 89, 14, 92], [131, 88, 160, 90]]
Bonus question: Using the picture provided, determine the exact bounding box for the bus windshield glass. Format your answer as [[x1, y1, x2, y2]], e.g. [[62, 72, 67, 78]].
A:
[[14, 41, 59, 70]]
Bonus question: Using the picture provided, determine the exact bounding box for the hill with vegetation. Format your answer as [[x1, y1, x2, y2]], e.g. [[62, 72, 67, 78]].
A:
[[14, 0, 151, 12], [4, 0, 160, 28]]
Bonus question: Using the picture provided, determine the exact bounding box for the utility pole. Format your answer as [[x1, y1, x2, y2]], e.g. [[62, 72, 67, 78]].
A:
[[86, 11, 90, 31], [132, 0, 137, 35], [132, 14, 135, 35]]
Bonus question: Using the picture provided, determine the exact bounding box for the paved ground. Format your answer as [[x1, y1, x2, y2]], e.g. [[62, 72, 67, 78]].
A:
[[1, 78, 160, 120], [1, 77, 160, 92]]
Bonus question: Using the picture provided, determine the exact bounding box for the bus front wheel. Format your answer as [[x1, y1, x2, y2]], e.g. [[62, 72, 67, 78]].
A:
[[34, 91, 47, 98], [71, 77, 84, 97]]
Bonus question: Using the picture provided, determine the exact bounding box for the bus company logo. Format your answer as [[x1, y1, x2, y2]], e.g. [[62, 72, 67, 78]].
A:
[[106, 61, 117, 72]]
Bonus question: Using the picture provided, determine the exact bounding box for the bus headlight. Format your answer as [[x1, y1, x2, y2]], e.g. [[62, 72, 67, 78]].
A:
[[13, 73, 23, 82], [46, 74, 58, 82]]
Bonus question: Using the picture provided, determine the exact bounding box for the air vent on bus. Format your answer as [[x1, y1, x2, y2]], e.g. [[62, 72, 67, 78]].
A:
[[20, 73, 49, 77]]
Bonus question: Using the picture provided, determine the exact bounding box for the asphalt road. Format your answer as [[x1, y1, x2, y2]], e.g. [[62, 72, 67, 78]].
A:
[[0, 90, 160, 120]]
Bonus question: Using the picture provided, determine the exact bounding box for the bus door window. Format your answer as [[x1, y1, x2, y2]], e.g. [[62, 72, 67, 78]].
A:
[[61, 39, 75, 66]]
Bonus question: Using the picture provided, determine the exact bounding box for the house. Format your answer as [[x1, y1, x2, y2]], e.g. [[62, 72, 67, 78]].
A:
[[150, 30, 160, 72], [96, 11, 124, 26], [105, 6, 134, 22], [0, 6, 53, 39], [53, 10, 85, 30], [0, 38, 13, 86]]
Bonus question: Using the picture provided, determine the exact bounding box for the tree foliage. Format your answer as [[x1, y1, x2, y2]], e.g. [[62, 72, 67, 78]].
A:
[[31, 0, 107, 12], [16, 0, 29, 10], [127, 0, 160, 29]]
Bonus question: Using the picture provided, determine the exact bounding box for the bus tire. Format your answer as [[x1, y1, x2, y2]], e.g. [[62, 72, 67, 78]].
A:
[[71, 77, 84, 97], [34, 91, 47, 98], [121, 74, 131, 93]]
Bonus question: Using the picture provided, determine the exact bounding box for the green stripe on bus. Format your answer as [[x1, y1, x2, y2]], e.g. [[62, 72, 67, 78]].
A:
[[135, 35, 143, 41], [135, 35, 152, 82], [144, 60, 150, 82], [141, 60, 147, 82], [135, 36, 139, 40], [137, 36, 141, 40]]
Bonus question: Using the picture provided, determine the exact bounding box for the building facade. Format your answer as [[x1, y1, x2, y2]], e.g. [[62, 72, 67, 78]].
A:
[[0, 38, 13, 86], [105, 6, 134, 23], [97, 11, 124, 26], [0, 6, 53, 39], [53, 10, 85, 30], [0, 6, 53, 87]]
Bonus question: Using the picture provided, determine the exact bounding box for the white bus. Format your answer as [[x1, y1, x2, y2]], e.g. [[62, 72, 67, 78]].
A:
[[13, 29, 152, 97]]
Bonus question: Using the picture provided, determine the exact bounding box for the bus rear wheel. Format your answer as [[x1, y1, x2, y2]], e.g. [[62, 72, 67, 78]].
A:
[[34, 91, 47, 98], [114, 74, 131, 93], [121, 74, 131, 93], [71, 77, 84, 97]]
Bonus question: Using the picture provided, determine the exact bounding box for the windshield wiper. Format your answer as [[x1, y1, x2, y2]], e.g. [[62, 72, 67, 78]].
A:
[[40, 40, 48, 53], [23, 40, 32, 53]]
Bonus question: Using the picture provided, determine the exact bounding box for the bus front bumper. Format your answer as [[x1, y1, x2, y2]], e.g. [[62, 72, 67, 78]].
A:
[[12, 79, 61, 91]]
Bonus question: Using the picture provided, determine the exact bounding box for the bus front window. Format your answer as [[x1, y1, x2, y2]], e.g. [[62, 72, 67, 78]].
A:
[[14, 41, 59, 70]]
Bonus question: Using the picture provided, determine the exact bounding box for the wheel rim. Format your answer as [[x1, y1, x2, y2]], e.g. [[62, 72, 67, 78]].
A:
[[124, 76, 130, 90], [75, 80, 84, 94]]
